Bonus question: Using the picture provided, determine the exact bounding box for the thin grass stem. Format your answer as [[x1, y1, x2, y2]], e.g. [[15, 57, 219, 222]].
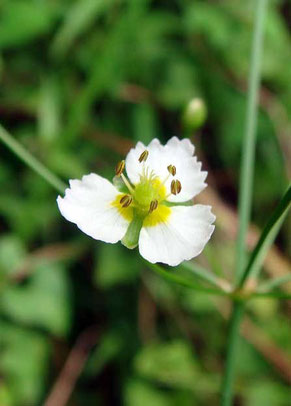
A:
[[220, 302, 245, 406], [180, 262, 231, 292], [221, 1, 268, 405], [236, 0, 268, 283], [145, 262, 229, 297]]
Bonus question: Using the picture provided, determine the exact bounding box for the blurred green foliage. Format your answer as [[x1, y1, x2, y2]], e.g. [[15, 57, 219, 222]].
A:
[[0, 0, 290, 405]]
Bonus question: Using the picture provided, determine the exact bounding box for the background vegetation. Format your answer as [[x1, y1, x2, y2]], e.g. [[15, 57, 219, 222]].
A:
[[0, 0, 290, 405]]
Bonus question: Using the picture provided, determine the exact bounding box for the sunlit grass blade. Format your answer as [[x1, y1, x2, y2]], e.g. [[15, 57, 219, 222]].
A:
[[0, 123, 66, 194], [145, 261, 229, 297], [238, 185, 291, 288]]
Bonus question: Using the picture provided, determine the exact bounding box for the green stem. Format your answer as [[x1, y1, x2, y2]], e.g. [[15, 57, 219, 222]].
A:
[[0, 123, 66, 194], [220, 302, 245, 406], [180, 262, 231, 291], [257, 274, 291, 293], [236, 0, 268, 283], [251, 291, 291, 300]]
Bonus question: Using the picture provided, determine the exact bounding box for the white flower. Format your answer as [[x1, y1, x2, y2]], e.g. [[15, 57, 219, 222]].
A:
[[57, 137, 215, 266]]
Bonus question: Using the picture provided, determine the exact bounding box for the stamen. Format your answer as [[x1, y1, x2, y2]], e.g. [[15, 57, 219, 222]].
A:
[[167, 165, 176, 176], [121, 173, 135, 194], [171, 179, 182, 195], [115, 160, 125, 177], [149, 199, 158, 213], [138, 150, 149, 163], [120, 194, 133, 208]]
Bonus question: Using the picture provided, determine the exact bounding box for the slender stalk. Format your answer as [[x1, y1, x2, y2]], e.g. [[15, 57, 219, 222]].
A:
[[252, 291, 291, 300], [257, 274, 291, 293], [180, 262, 231, 292], [236, 0, 268, 283], [145, 262, 229, 297], [0, 123, 66, 194], [220, 302, 245, 406], [221, 1, 268, 405]]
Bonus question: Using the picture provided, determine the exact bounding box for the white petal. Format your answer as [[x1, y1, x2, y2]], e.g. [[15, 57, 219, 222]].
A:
[[139, 205, 215, 266], [57, 173, 130, 243], [125, 137, 207, 202]]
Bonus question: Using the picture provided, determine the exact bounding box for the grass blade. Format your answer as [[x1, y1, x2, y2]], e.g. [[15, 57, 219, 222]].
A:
[[0, 123, 66, 194], [238, 185, 291, 288], [145, 262, 228, 297], [180, 262, 231, 291]]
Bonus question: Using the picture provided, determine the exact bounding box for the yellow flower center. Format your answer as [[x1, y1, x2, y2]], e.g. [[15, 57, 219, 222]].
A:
[[111, 194, 134, 222], [111, 150, 182, 248], [111, 177, 171, 227]]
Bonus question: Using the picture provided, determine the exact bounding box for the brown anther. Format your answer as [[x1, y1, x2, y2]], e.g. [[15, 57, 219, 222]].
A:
[[167, 164, 176, 176], [138, 150, 149, 163], [120, 194, 133, 208], [149, 199, 158, 213], [171, 179, 182, 195], [115, 160, 125, 177]]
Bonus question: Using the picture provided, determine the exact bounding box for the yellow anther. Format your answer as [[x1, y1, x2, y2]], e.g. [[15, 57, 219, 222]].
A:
[[120, 194, 133, 208], [167, 165, 176, 176], [138, 150, 149, 163], [115, 160, 125, 177], [171, 179, 182, 195], [149, 199, 158, 213]]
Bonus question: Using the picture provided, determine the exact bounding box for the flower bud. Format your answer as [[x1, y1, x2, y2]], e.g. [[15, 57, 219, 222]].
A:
[[182, 98, 207, 131]]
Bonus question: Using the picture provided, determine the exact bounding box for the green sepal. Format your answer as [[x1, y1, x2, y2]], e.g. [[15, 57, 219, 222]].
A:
[[113, 176, 128, 193], [121, 214, 144, 249]]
